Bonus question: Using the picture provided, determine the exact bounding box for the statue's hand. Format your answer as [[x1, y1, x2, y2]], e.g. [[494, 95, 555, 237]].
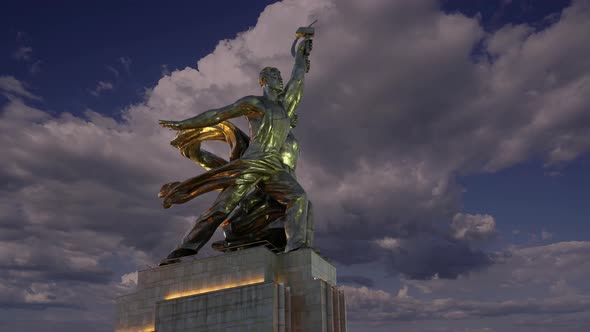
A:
[[159, 120, 183, 130], [298, 38, 313, 56]]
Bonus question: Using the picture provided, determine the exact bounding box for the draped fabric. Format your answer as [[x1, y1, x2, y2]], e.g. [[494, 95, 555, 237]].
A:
[[158, 121, 282, 209], [159, 121, 247, 207], [159, 120, 314, 251]]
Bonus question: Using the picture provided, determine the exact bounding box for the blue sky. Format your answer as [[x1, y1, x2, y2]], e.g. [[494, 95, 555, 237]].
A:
[[2, 1, 590, 331], [460, 156, 590, 246], [1, 0, 275, 117]]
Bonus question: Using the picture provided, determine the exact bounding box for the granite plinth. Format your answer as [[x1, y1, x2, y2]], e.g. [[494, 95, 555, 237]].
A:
[[115, 247, 346, 332]]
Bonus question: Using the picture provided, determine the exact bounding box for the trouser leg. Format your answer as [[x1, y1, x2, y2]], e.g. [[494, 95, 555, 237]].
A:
[[164, 181, 257, 261], [305, 201, 314, 247], [261, 171, 310, 252]]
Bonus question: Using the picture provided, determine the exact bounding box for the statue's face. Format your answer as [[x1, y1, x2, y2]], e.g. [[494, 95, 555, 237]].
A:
[[259, 67, 283, 91]]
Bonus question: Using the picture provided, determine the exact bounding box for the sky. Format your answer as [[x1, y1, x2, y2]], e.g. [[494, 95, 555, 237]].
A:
[[1, 0, 589, 331]]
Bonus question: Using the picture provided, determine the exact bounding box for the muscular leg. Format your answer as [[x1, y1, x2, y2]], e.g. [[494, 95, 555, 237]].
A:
[[261, 171, 310, 252], [161, 181, 258, 264]]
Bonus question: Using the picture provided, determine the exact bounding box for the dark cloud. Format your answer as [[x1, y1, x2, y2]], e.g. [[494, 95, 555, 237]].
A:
[[338, 275, 375, 288], [378, 234, 493, 279], [315, 236, 382, 265], [0, 315, 112, 332], [344, 286, 590, 322], [343, 240, 590, 327], [0, 302, 82, 310]]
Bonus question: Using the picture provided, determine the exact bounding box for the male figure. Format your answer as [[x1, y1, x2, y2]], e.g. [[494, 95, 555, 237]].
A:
[[159, 37, 313, 265], [218, 108, 314, 251]]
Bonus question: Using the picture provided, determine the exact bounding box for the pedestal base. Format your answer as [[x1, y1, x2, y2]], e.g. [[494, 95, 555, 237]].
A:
[[116, 247, 347, 332]]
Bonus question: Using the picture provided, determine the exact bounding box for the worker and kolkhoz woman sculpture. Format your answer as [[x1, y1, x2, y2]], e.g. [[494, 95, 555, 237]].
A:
[[157, 23, 317, 266]]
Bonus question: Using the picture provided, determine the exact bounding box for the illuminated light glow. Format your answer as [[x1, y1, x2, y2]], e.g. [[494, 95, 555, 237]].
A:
[[118, 326, 154, 332], [164, 277, 266, 300]]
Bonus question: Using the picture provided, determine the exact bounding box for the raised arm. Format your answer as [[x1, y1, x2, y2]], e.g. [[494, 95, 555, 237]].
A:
[[159, 96, 262, 130], [282, 38, 313, 119]]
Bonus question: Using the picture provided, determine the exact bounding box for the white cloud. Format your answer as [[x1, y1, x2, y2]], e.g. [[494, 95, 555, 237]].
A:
[[90, 81, 114, 96], [120, 271, 138, 287], [0, 76, 41, 100], [375, 237, 401, 250], [451, 213, 496, 242]]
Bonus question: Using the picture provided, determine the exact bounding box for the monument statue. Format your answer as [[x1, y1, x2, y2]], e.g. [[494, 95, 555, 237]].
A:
[[158, 24, 316, 266]]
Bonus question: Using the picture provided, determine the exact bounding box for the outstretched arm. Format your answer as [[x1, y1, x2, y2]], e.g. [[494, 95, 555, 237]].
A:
[[282, 38, 312, 119], [159, 96, 261, 130]]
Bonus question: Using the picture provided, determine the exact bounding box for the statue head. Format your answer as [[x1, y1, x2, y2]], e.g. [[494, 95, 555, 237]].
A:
[[259, 67, 284, 92]]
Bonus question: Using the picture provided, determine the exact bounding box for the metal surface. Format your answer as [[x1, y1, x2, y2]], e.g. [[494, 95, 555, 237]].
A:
[[158, 26, 315, 265]]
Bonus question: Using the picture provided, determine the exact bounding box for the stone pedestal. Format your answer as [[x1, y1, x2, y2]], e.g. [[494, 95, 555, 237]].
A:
[[115, 247, 347, 332]]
